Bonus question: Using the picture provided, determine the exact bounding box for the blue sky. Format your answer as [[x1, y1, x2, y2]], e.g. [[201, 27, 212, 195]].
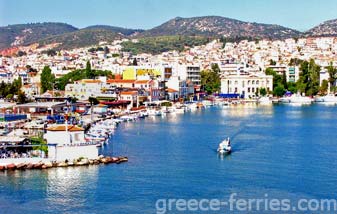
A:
[[1, 0, 337, 31]]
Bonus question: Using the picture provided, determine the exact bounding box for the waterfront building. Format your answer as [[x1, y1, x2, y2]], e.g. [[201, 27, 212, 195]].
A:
[[15, 101, 67, 117], [186, 65, 201, 86], [319, 68, 330, 86], [220, 72, 273, 98], [120, 91, 138, 108], [44, 124, 98, 161], [65, 79, 103, 100], [166, 76, 194, 99], [287, 66, 300, 83]]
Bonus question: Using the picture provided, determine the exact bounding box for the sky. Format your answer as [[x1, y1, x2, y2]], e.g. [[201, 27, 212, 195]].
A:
[[1, 0, 337, 31]]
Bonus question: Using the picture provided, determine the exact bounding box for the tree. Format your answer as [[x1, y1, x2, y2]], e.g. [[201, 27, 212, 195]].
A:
[[85, 61, 95, 79], [201, 69, 221, 94], [273, 84, 285, 97], [265, 68, 283, 91], [17, 51, 26, 57], [104, 46, 110, 55], [287, 82, 298, 94], [296, 59, 320, 96], [211, 63, 220, 74], [269, 59, 276, 66], [260, 88, 267, 96], [132, 58, 138, 66], [327, 62, 337, 93], [42, 49, 57, 57], [17, 90, 26, 104], [40, 66, 55, 93], [319, 80, 329, 95], [282, 71, 288, 89], [88, 97, 99, 105]]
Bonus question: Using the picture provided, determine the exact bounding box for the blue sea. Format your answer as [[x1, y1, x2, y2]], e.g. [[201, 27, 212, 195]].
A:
[[1, 104, 337, 213]]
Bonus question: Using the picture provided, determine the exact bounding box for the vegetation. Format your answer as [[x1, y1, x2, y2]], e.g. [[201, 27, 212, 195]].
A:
[[265, 59, 323, 97], [259, 88, 267, 96], [327, 62, 337, 93], [0, 78, 23, 100], [269, 59, 277, 65], [161, 101, 172, 107], [121, 36, 209, 54], [40, 66, 55, 93], [88, 97, 99, 105], [41, 49, 57, 56], [265, 67, 286, 96], [83, 25, 143, 36], [320, 80, 329, 94], [201, 64, 221, 94], [88, 46, 104, 53], [220, 36, 260, 47], [132, 58, 138, 66], [17, 51, 27, 57], [140, 16, 300, 40], [296, 59, 320, 96], [17, 90, 27, 104], [0, 22, 77, 50], [30, 136, 48, 154], [38, 29, 123, 50], [55, 63, 113, 90]]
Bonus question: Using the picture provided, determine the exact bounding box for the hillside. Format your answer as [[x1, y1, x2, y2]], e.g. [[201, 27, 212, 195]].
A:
[[84, 25, 144, 36], [0, 22, 77, 49], [121, 35, 210, 54], [38, 28, 124, 50], [139, 16, 301, 39], [306, 19, 337, 37]]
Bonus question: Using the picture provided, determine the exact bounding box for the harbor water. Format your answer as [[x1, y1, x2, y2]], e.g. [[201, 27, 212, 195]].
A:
[[1, 104, 337, 213]]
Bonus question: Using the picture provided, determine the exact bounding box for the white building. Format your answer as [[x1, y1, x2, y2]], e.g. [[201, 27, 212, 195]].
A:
[[319, 68, 330, 86], [176, 65, 201, 86], [44, 124, 98, 161], [220, 73, 273, 98], [65, 79, 103, 100], [287, 66, 300, 83]]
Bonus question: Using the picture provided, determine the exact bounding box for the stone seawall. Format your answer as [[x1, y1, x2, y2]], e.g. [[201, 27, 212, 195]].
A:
[[0, 156, 128, 171]]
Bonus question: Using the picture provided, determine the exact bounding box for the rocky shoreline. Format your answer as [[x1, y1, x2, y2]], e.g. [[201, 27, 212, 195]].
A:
[[0, 155, 128, 171]]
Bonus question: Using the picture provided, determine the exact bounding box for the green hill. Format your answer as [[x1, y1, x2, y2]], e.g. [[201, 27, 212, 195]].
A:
[[38, 28, 124, 50], [0, 22, 77, 49], [121, 35, 210, 54]]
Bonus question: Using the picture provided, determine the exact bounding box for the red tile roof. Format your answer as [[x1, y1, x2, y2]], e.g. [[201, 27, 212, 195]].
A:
[[47, 125, 84, 132], [107, 79, 135, 84]]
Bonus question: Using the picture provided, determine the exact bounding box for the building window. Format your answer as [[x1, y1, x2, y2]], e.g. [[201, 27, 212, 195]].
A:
[[256, 80, 259, 85], [235, 81, 238, 85], [252, 88, 255, 93], [252, 80, 255, 85], [248, 87, 250, 93], [235, 87, 238, 93], [248, 80, 250, 85]]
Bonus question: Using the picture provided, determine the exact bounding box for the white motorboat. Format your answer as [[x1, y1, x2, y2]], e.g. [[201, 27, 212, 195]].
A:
[[315, 94, 337, 103], [289, 94, 312, 104], [147, 109, 162, 116], [279, 94, 312, 104], [217, 137, 232, 154]]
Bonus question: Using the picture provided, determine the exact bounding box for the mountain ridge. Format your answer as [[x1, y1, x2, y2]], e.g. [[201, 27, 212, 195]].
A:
[[1, 16, 337, 51]]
